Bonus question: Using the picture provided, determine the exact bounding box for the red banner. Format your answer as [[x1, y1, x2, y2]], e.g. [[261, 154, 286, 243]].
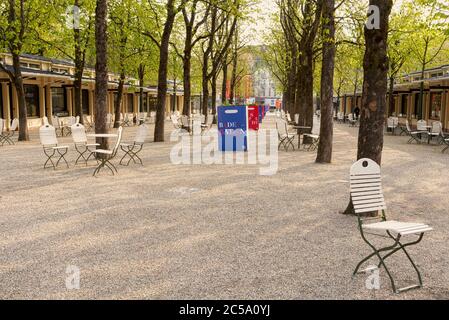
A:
[[247, 105, 259, 131]]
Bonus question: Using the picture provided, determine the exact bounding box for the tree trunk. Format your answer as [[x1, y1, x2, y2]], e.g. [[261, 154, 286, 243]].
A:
[[154, 0, 177, 142], [388, 76, 394, 116], [73, 4, 84, 124], [94, 0, 109, 150], [296, 49, 314, 128], [316, 0, 335, 164], [202, 59, 209, 116], [113, 73, 125, 129], [139, 64, 145, 114], [12, 53, 29, 141], [211, 73, 218, 114], [221, 59, 228, 104], [230, 48, 237, 105], [418, 67, 425, 120], [343, 0, 393, 216], [182, 53, 192, 115]]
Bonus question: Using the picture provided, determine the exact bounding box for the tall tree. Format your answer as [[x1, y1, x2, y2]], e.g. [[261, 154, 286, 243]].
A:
[[316, 0, 336, 163], [144, 0, 186, 142], [94, 0, 109, 149], [343, 0, 393, 215], [176, 0, 210, 115], [0, 0, 39, 141]]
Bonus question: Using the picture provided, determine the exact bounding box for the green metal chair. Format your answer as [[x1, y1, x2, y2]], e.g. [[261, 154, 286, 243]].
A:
[[350, 158, 433, 294]]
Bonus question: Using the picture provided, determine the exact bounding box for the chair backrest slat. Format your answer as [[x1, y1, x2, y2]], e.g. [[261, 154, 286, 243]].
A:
[[71, 123, 87, 144], [112, 127, 123, 156], [417, 120, 427, 131], [135, 124, 148, 144], [39, 125, 58, 146], [10, 118, 19, 131], [350, 158, 386, 215], [276, 118, 288, 136], [0, 119, 4, 133]]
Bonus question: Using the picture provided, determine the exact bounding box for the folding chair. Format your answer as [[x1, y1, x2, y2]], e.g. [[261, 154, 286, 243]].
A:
[[171, 114, 181, 129], [84, 115, 94, 132], [405, 120, 427, 144], [122, 113, 132, 127], [386, 117, 398, 135], [181, 115, 191, 133], [350, 158, 433, 294], [39, 124, 70, 170], [51, 116, 63, 137], [427, 121, 442, 144], [71, 123, 100, 166], [276, 118, 297, 151], [303, 124, 320, 151], [0, 118, 4, 146], [201, 114, 213, 134], [442, 137, 449, 153], [63, 116, 76, 136], [120, 124, 148, 166], [92, 127, 123, 176], [1, 118, 18, 146], [348, 114, 358, 127]]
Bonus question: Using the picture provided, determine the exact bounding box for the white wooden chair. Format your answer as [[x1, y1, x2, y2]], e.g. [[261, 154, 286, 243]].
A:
[[39, 124, 70, 169], [181, 115, 190, 132], [171, 114, 181, 129], [350, 158, 432, 294], [416, 120, 427, 132], [303, 124, 320, 151], [71, 123, 100, 166], [92, 127, 123, 176], [427, 121, 442, 144], [51, 116, 63, 137], [119, 124, 148, 166], [276, 118, 297, 151], [201, 114, 214, 134], [386, 117, 398, 135], [0, 118, 18, 146], [405, 120, 427, 144], [348, 113, 358, 127]]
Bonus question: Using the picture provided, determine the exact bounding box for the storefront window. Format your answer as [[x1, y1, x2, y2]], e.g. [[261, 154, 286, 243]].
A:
[[429, 92, 442, 120], [52, 87, 68, 116], [24, 85, 39, 118]]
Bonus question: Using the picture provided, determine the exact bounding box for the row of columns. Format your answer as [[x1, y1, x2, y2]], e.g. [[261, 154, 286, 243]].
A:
[[1, 81, 185, 129]]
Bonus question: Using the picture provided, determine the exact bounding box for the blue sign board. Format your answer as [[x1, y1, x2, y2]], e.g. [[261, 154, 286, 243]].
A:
[[217, 105, 248, 152], [258, 105, 263, 123]]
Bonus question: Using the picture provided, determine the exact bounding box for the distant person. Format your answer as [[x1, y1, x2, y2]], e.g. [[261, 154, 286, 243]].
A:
[[354, 106, 360, 119]]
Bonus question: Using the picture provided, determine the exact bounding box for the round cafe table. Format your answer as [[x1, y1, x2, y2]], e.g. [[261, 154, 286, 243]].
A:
[[292, 125, 311, 149]]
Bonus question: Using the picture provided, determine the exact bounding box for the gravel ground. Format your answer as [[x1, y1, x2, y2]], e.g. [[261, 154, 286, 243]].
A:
[[0, 115, 448, 300]]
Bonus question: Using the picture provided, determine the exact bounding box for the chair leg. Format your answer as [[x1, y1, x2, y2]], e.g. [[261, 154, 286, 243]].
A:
[[55, 149, 69, 168], [43, 148, 56, 169], [380, 231, 425, 292], [354, 231, 402, 293]]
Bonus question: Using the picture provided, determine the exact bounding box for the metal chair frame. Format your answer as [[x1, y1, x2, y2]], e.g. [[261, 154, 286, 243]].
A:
[[350, 158, 432, 294], [92, 127, 123, 177]]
